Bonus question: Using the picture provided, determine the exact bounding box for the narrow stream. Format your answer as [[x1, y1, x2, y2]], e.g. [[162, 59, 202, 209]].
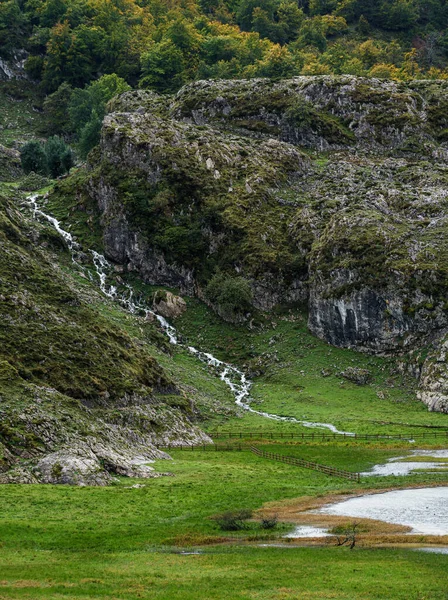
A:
[[26, 194, 355, 435]]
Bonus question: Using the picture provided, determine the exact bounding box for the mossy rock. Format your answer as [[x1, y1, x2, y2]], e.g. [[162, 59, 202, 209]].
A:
[[0, 360, 19, 382]]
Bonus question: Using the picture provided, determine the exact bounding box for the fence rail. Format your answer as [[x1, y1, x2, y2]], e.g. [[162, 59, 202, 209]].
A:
[[208, 430, 448, 441], [157, 443, 244, 452], [249, 446, 361, 482]]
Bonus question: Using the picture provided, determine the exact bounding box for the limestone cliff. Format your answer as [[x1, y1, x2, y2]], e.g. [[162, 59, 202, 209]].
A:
[[62, 76, 448, 412]]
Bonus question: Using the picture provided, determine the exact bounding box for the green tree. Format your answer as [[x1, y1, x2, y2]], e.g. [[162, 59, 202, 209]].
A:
[[43, 82, 74, 135], [236, 0, 278, 32], [45, 136, 74, 178], [205, 273, 253, 321], [0, 0, 27, 57], [277, 2, 304, 41], [140, 40, 186, 92], [42, 21, 74, 91], [77, 111, 102, 159], [250, 44, 300, 77], [68, 73, 131, 132], [296, 18, 327, 52], [68, 73, 131, 155], [20, 141, 48, 176], [381, 0, 419, 30], [39, 0, 67, 28], [357, 14, 370, 34], [309, 0, 337, 16]]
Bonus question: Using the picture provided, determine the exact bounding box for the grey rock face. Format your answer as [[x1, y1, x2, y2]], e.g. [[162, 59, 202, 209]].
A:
[[417, 339, 448, 413], [89, 107, 308, 308], [153, 291, 187, 319], [73, 77, 448, 413], [0, 53, 27, 81], [0, 385, 212, 485], [34, 451, 111, 486], [307, 280, 440, 353], [171, 76, 448, 153]]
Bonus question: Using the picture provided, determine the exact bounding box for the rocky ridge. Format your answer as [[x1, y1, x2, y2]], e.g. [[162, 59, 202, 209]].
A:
[[56, 75, 448, 413]]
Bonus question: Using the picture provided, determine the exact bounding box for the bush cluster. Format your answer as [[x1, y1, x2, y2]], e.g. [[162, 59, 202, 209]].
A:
[[205, 273, 253, 322], [211, 510, 279, 531], [20, 137, 74, 179], [211, 509, 253, 531]]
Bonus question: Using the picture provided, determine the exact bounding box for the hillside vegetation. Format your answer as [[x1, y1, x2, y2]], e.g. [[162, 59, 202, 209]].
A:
[[3, 0, 448, 94]]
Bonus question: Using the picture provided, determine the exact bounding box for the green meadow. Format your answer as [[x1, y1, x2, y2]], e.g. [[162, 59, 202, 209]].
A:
[[0, 446, 448, 599]]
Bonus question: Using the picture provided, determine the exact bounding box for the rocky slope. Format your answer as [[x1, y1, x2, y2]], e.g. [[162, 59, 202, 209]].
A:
[[57, 75, 448, 413], [0, 189, 213, 484]]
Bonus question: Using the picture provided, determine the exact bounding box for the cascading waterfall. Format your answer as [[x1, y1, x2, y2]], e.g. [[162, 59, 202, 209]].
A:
[[26, 193, 355, 435]]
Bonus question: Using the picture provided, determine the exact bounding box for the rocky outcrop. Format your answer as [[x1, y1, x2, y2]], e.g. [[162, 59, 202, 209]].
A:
[[153, 290, 186, 319], [34, 451, 112, 486], [341, 367, 372, 385], [0, 145, 21, 181], [63, 76, 448, 412], [87, 105, 309, 307], [417, 338, 448, 413], [0, 53, 27, 81], [0, 384, 212, 484], [172, 76, 448, 155]]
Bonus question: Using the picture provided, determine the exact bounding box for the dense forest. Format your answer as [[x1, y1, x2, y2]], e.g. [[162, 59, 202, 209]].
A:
[[3, 0, 448, 157], [2, 0, 448, 93]]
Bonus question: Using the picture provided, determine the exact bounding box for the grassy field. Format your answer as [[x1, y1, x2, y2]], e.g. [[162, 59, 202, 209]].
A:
[[0, 447, 447, 599], [1, 184, 447, 599], [175, 298, 448, 436]]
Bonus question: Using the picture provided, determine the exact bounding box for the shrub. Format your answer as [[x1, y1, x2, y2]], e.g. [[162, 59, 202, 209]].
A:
[[20, 137, 74, 178], [205, 273, 253, 321], [260, 514, 278, 529], [20, 141, 48, 176], [18, 171, 50, 191], [285, 96, 314, 129], [211, 509, 253, 531], [77, 112, 102, 159], [45, 136, 74, 178]]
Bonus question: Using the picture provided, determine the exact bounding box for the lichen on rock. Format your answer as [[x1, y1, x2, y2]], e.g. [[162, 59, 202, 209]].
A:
[[57, 76, 448, 413]]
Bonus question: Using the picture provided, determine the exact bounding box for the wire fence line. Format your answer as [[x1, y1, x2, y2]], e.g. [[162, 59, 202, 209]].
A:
[[208, 430, 448, 441], [155, 443, 361, 481], [249, 446, 361, 482]]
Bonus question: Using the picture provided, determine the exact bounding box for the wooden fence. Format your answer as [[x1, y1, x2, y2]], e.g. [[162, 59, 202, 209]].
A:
[[157, 443, 244, 452], [209, 430, 448, 441], [249, 446, 361, 482]]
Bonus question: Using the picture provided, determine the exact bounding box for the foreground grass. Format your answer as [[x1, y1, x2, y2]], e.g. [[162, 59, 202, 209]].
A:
[[1, 447, 446, 551], [0, 447, 447, 599], [0, 546, 447, 600]]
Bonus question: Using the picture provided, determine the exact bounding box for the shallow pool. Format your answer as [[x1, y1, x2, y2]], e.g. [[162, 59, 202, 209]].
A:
[[318, 487, 448, 535]]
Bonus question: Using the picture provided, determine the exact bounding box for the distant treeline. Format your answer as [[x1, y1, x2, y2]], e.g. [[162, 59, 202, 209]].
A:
[[2, 0, 448, 94]]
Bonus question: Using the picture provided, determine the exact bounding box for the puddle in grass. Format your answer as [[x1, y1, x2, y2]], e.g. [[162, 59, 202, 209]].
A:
[[362, 449, 448, 477], [318, 487, 448, 535], [284, 525, 331, 539], [416, 547, 448, 555]]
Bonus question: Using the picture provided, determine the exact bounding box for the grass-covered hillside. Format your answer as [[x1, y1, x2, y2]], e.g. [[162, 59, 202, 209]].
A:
[[0, 184, 241, 483]]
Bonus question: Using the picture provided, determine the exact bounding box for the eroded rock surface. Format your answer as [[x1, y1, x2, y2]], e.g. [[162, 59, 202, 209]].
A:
[[153, 290, 187, 319], [62, 76, 448, 412]]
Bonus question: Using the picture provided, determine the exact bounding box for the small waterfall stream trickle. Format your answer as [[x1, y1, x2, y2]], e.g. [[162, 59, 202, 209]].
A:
[[25, 193, 355, 435]]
